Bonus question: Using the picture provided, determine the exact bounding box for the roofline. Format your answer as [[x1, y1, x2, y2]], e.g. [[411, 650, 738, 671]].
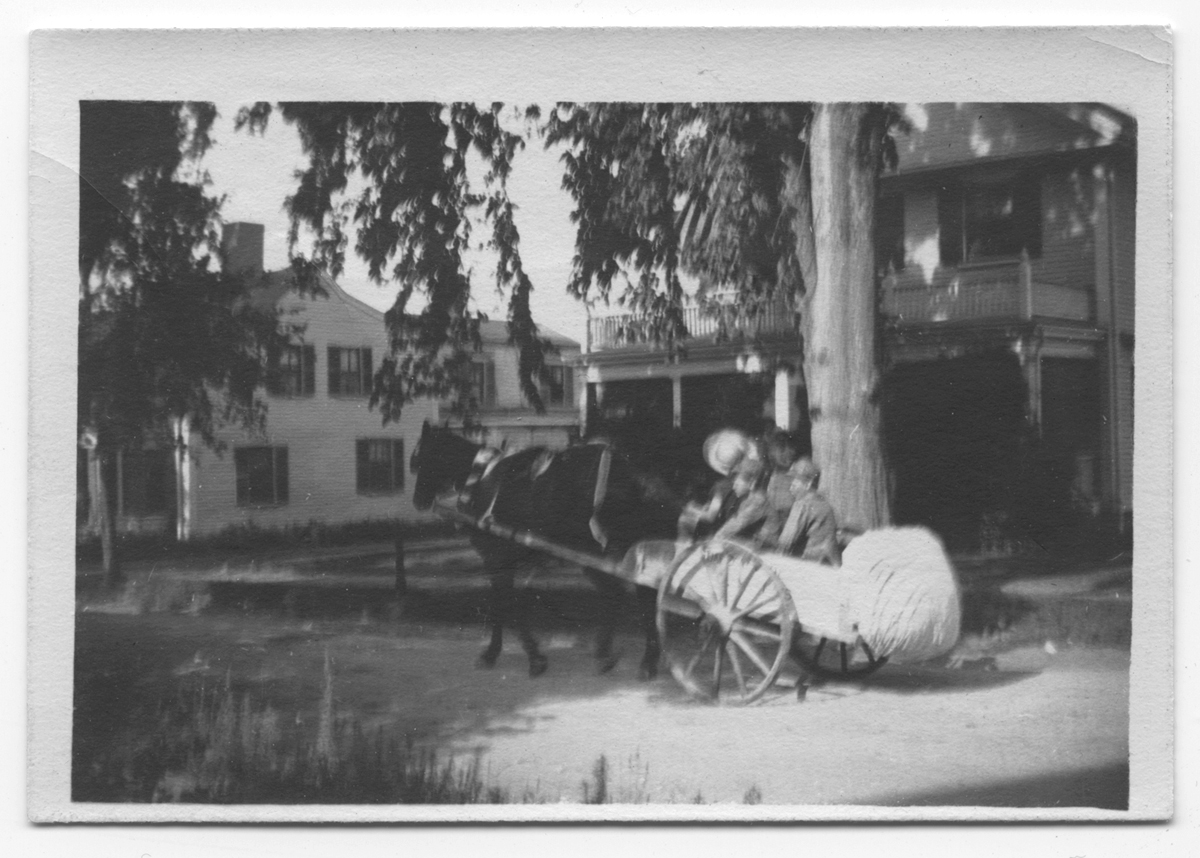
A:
[[270, 270, 582, 350]]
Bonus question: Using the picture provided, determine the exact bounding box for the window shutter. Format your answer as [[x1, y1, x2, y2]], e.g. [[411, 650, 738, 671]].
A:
[[393, 439, 405, 489], [275, 447, 289, 504], [327, 347, 340, 395], [303, 345, 316, 395], [937, 185, 963, 266], [563, 366, 575, 407], [355, 439, 369, 492], [485, 360, 497, 406], [362, 348, 373, 397], [235, 448, 250, 505]]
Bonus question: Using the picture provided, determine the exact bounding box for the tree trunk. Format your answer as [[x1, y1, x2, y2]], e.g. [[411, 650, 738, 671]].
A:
[[804, 103, 890, 530], [94, 448, 123, 587]]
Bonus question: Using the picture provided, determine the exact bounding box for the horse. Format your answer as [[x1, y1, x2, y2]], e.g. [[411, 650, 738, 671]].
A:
[[410, 420, 684, 679]]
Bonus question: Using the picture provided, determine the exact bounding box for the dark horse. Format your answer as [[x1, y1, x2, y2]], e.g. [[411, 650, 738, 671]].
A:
[[410, 421, 684, 679]]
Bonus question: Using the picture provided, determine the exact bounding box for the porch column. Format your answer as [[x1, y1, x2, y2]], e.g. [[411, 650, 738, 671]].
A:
[[671, 374, 682, 429], [774, 367, 795, 431], [1018, 340, 1043, 435]]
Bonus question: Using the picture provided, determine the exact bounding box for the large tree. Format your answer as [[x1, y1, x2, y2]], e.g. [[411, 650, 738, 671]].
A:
[[547, 102, 899, 528], [79, 101, 286, 583], [248, 101, 900, 528]]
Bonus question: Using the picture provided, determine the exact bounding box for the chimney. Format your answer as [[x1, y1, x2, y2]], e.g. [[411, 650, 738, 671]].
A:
[[221, 222, 265, 280]]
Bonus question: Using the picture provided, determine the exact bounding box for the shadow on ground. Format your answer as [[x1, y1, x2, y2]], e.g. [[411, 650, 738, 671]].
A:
[[72, 570, 691, 802], [861, 762, 1129, 810]]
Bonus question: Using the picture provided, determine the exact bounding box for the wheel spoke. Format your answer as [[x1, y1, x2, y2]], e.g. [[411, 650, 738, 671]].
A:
[[741, 576, 771, 614], [729, 564, 758, 611], [733, 593, 781, 622], [727, 641, 749, 697], [730, 630, 774, 676], [735, 617, 782, 641], [671, 553, 707, 598], [712, 636, 726, 697]]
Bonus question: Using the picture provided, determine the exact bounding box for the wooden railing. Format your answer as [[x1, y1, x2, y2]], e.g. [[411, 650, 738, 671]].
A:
[[881, 258, 1092, 326], [589, 299, 797, 352]]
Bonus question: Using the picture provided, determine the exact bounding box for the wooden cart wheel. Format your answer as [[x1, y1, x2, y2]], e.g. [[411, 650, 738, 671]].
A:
[[792, 633, 888, 680], [656, 540, 796, 705]]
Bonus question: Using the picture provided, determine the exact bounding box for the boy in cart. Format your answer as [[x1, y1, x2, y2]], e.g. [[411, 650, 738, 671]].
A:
[[776, 458, 841, 566]]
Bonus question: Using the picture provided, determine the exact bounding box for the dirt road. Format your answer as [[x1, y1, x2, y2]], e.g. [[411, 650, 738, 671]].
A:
[[73, 562, 1129, 808]]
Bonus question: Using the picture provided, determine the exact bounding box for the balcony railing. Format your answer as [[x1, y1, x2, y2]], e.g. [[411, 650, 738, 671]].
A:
[[881, 258, 1093, 326], [589, 299, 797, 352]]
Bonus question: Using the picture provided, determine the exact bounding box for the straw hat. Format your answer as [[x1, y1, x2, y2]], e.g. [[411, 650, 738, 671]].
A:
[[703, 428, 753, 476]]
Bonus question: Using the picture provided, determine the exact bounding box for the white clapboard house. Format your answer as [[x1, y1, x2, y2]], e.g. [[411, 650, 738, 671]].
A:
[[78, 222, 582, 539]]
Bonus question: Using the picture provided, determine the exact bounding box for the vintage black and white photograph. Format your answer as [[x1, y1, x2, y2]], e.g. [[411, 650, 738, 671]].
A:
[[27, 28, 1173, 824]]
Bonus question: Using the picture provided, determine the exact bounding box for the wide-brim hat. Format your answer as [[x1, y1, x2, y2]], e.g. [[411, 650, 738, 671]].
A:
[[703, 428, 754, 477]]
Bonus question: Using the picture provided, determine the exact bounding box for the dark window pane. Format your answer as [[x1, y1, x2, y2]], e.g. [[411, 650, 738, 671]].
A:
[[938, 185, 964, 266], [875, 194, 906, 275], [938, 173, 1043, 264], [328, 346, 341, 395], [329, 346, 369, 396], [275, 447, 289, 504], [356, 438, 404, 494], [302, 345, 316, 395], [355, 439, 369, 492], [235, 446, 288, 506]]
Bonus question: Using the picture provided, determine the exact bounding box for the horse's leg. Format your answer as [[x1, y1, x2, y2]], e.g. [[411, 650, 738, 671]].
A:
[[583, 569, 622, 674], [635, 583, 661, 681], [478, 558, 506, 669], [513, 588, 548, 678]]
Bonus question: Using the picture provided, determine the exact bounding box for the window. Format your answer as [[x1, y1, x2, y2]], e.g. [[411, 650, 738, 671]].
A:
[[538, 365, 575, 407], [327, 346, 373, 396], [268, 343, 316, 397], [468, 359, 497, 407], [120, 448, 176, 516], [235, 446, 289, 506], [875, 194, 906, 275], [356, 438, 406, 494], [938, 174, 1042, 265]]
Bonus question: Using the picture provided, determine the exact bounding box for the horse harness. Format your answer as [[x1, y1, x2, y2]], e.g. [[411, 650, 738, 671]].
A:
[[455, 442, 614, 551]]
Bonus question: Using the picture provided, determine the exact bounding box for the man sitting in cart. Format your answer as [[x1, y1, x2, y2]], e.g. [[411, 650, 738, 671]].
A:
[[712, 456, 772, 541], [775, 458, 842, 566], [677, 429, 759, 540]]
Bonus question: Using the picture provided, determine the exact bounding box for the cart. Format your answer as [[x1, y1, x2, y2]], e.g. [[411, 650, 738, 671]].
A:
[[637, 529, 962, 704], [432, 500, 962, 706]]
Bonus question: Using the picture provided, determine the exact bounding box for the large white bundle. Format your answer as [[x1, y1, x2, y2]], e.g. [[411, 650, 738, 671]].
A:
[[841, 527, 962, 663]]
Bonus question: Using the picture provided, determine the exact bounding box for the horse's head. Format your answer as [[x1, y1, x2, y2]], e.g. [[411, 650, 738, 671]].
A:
[[410, 420, 480, 511]]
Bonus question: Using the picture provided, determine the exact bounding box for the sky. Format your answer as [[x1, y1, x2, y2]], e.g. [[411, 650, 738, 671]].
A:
[[201, 105, 591, 346]]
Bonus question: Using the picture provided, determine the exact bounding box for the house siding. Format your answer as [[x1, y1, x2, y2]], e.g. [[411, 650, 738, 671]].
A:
[[1111, 157, 1136, 515], [1032, 165, 1097, 292], [185, 287, 438, 535], [181, 281, 581, 536], [894, 103, 1108, 173]]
